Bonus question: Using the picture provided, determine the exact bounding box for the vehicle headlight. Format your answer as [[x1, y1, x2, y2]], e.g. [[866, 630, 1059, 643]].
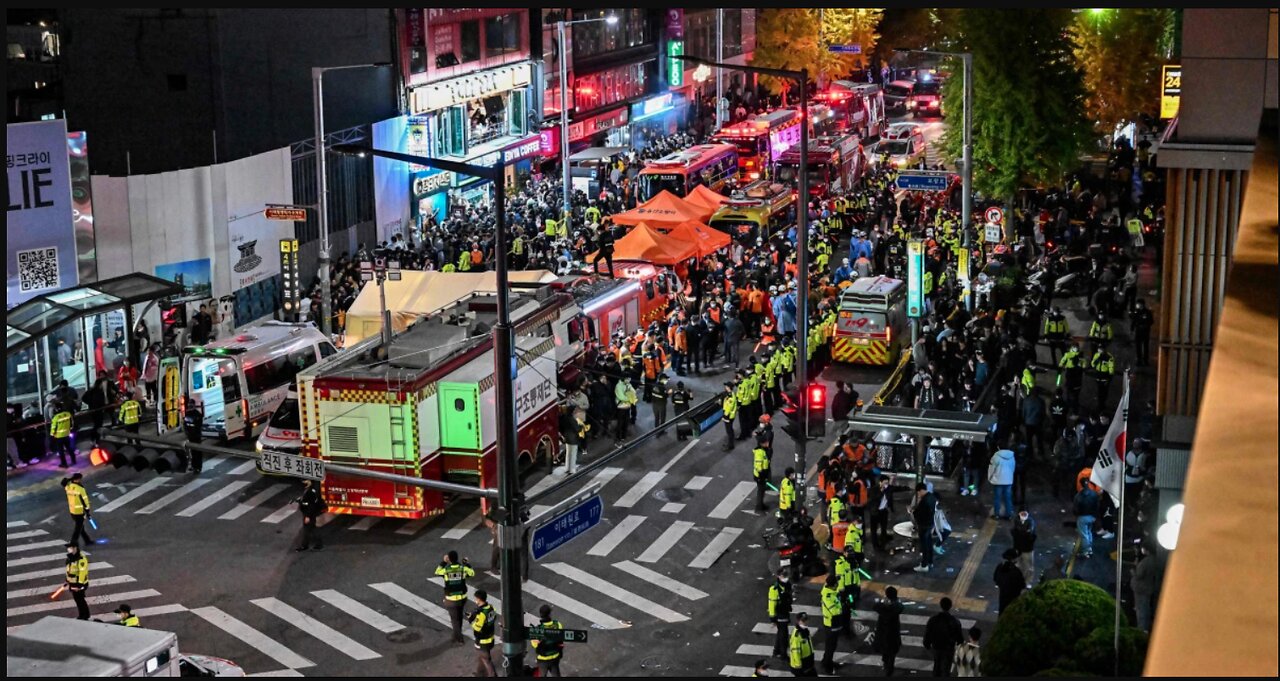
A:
[[255, 441, 263, 453]]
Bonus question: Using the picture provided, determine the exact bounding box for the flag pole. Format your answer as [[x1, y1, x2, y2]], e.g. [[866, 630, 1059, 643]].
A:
[[1113, 369, 1131, 676]]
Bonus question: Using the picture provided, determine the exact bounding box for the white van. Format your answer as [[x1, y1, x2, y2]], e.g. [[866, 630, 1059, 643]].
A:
[[183, 321, 337, 441], [7, 615, 244, 677], [255, 385, 302, 455]]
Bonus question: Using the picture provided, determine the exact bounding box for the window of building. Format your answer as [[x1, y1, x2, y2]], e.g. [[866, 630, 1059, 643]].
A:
[[484, 13, 520, 58], [570, 9, 653, 60], [685, 9, 744, 62], [459, 20, 481, 63], [467, 94, 510, 147], [574, 61, 653, 113], [508, 89, 527, 136]]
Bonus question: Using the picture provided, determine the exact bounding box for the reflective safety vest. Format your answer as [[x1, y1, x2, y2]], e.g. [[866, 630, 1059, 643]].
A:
[[722, 394, 739, 420], [1059, 349, 1082, 370], [820, 585, 841, 626], [532, 619, 564, 660], [50, 411, 73, 439], [1091, 352, 1115, 375], [585, 206, 601, 224], [471, 603, 496, 645], [923, 270, 935, 295], [847, 477, 868, 508], [119, 399, 141, 426], [1021, 368, 1035, 395], [753, 448, 770, 478], [1126, 218, 1144, 235], [847, 524, 864, 556], [1043, 314, 1067, 337], [779, 477, 795, 511], [831, 521, 849, 552], [834, 554, 853, 592], [828, 496, 845, 526], [434, 561, 475, 601], [457, 251, 472, 271], [544, 218, 557, 237], [510, 236, 524, 255], [119, 614, 141, 627], [65, 481, 90, 515], [1089, 321, 1113, 342], [789, 627, 814, 668], [442, 263, 457, 272], [66, 554, 89, 586], [768, 580, 792, 620]]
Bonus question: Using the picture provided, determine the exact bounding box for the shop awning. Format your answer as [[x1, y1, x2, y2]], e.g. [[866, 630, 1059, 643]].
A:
[[610, 189, 714, 226], [589, 223, 697, 266], [655, 219, 731, 258], [569, 147, 629, 163], [6, 273, 183, 356]]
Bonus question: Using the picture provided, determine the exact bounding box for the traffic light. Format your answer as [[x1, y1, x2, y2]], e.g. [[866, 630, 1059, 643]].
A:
[[780, 383, 827, 440], [807, 384, 827, 438]]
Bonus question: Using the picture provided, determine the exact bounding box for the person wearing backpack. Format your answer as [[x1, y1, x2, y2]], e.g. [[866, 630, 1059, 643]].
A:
[[295, 479, 327, 552]]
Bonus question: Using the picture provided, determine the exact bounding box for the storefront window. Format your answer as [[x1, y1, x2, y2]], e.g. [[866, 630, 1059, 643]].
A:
[[508, 90, 527, 136], [574, 61, 653, 114], [460, 20, 481, 63], [570, 9, 652, 59], [484, 14, 520, 58], [467, 94, 509, 146]]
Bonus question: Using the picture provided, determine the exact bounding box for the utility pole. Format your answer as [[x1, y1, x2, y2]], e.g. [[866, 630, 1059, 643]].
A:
[[715, 8, 724, 129], [796, 69, 810, 508], [961, 53, 974, 311], [312, 69, 332, 338], [557, 19, 572, 233]]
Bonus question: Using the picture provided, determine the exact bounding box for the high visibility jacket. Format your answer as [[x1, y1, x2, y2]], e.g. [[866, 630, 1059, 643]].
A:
[[510, 237, 524, 255], [66, 555, 89, 586], [748, 373, 761, 402], [471, 249, 484, 265], [820, 585, 841, 626], [828, 496, 845, 525], [1126, 218, 1144, 235], [923, 270, 935, 295], [847, 477, 868, 507], [442, 263, 457, 272], [1059, 348, 1082, 370], [643, 353, 661, 379], [457, 251, 472, 271], [119, 399, 141, 426], [722, 393, 738, 420], [615, 381, 638, 409], [834, 554, 853, 592], [847, 524, 864, 555], [779, 477, 795, 511], [767, 580, 792, 620], [585, 206, 601, 224], [1021, 368, 1035, 395], [532, 619, 564, 660], [472, 603, 496, 645], [119, 614, 141, 627], [672, 327, 687, 353], [50, 411, 73, 439], [1089, 321, 1113, 342], [760, 319, 777, 343], [544, 218, 557, 237], [1043, 314, 1067, 337], [1091, 353, 1115, 375], [789, 627, 814, 668], [66, 481, 90, 515], [434, 561, 475, 601], [736, 381, 751, 406], [764, 361, 778, 389], [753, 448, 770, 478]]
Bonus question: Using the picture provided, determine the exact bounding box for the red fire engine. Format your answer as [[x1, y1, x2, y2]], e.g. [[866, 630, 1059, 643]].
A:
[[776, 133, 866, 197]]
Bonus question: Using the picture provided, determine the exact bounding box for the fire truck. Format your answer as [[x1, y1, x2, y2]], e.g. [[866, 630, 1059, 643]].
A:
[[776, 133, 866, 198], [712, 108, 805, 182], [819, 81, 889, 140]]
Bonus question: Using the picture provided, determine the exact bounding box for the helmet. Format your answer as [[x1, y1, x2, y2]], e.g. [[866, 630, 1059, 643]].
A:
[[759, 414, 772, 424]]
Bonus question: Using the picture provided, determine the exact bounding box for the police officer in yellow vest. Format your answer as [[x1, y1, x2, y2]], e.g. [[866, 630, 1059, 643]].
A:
[[457, 248, 472, 272], [721, 382, 739, 452], [434, 550, 475, 643], [1042, 307, 1068, 363], [585, 204, 601, 226], [1088, 314, 1113, 351], [544, 216, 558, 240], [736, 372, 754, 442], [753, 445, 771, 512], [65, 542, 91, 619], [1058, 343, 1085, 409], [49, 405, 76, 468], [114, 604, 140, 627], [468, 589, 497, 677], [119, 390, 142, 445], [778, 467, 797, 525], [767, 567, 794, 659], [1020, 366, 1036, 397], [819, 574, 845, 674], [789, 612, 817, 676], [62, 471, 94, 545], [531, 603, 564, 676], [1090, 347, 1116, 408]]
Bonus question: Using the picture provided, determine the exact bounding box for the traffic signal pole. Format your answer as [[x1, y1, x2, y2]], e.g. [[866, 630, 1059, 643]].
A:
[[795, 70, 810, 509]]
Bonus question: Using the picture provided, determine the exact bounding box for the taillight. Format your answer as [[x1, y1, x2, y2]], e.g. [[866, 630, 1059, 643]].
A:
[[781, 545, 802, 556]]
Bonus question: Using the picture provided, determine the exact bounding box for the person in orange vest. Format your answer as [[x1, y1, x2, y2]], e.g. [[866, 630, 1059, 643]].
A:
[[757, 316, 778, 353], [470, 243, 485, 272], [847, 473, 870, 526], [670, 322, 688, 376], [830, 508, 850, 557], [642, 344, 663, 401]]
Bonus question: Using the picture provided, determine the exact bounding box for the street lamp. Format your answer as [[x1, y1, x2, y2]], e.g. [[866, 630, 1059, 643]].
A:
[[329, 142, 525, 675], [677, 54, 813, 508], [555, 13, 618, 234], [895, 47, 974, 310], [312, 62, 391, 339]]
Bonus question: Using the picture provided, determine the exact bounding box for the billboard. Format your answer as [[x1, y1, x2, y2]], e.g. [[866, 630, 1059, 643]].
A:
[[6, 119, 78, 307], [154, 258, 213, 304], [67, 131, 98, 284], [1160, 64, 1181, 120]]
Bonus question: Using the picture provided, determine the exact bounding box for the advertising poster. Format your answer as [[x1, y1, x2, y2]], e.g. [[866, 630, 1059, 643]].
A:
[[6, 119, 78, 307], [67, 130, 98, 284], [155, 258, 213, 304], [372, 115, 413, 243]]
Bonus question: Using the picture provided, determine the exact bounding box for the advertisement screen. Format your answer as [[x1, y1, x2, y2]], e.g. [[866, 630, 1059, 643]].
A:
[[6, 119, 78, 307], [67, 131, 97, 284]]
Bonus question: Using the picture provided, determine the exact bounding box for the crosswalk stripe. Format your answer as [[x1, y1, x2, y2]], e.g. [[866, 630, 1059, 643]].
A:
[[8, 551, 93, 569], [684, 476, 713, 490], [791, 604, 975, 628], [6, 539, 66, 554], [201, 457, 228, 472], [175, 480, 252, 517], [615, 471, 665, 508], [7, 588, 161, 618], [348, 516, 381, 531], [246, 670, 306, 677], [526, 473, 559, 497], [612, 560, 708, 600], [7, 574, 135, 599], [520, 577, 629, 629], [747, 622, 918, 646], [635, 520, 694, 563], [738, 643, 933, 673], [229, 459, 259, 475], [720, 664, 762, 676], [395, 518, 431, 536], [542, 563, 688, 623], [260, 498, 299, 525], [368, 582, 454, 630], [219, 483, 292, 520], [312, 589, 405, 633], [8, 562, 114, 584], [708, 481, 755, 519], [579, 466, 623, 494], [7, 529, 49, 540], [191, 605, 314, 670], [135, 478, 213, 515], [131, 603, 189, 618], [442, 509, 481, 540], [660, 503, 685, 513], [688, 526, 743, 569], [586, 515, 645, 557], [7, 521, 29, 528], [96, 477, 169, 513], [315, 513, 337, 527], [251, 597, 381, 660]]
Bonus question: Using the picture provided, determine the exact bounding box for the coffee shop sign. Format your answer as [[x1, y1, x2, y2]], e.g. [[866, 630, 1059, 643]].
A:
[[413, 63, 532, 114], [413, 170, 454, 196]]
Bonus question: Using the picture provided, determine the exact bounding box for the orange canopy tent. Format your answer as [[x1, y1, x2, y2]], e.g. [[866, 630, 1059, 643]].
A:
[[683, 184, 729, 215], [609, 189, 712, 226], [589, 223, 697, 265], [659, 219, 731, 257]]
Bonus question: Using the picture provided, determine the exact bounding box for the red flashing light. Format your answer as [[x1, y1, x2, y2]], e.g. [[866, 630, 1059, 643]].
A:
[[89, 446, 110, 466], [809, 384, 826, 407]]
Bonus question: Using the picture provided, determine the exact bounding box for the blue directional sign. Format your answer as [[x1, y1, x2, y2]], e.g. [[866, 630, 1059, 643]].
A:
[[530, 493, 604, 561], [896, 171, 951, 192], [828, 44, 862, 54]]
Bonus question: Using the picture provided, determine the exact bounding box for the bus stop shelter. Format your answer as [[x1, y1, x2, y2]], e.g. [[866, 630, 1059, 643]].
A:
[[6, 273, 183, 413], [845, 405, 997, 477]]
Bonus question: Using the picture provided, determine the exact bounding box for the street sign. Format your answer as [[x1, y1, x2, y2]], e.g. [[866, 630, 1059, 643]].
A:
[[896, 171, 951, 192], [1160, 64, 1181, 119], [279, 239, 301, 321], [984, 224, 1003, 243], [530, 493, 603, 561], [984, 206, 1004, 224], [906, 239, 924, 318], [527, 626, 589, 644], [265, 206, 308, 221], [827, 44, 862, 54], [257, 451, 325, 481], [957, 251, 970, 301]]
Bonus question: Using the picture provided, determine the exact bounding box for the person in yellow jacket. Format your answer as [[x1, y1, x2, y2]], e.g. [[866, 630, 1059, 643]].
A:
[[614, 379, 638, 442], [753, 446, 771, 512], [61, 471, 94, 546], [469, 590, 497, 677], [49, 405, 76, 468], [721, 382, 739, 452], [789, 612, 816, 676], [819, 574, 845, 674], [457, 249, 472, 272], [531, 604, 564, 677], [113, 604, 141, 627], [435, 550, 475, 643], [118, 390, 142, 445], [65, 542, 91, 620], [778, 467, 797, 525]]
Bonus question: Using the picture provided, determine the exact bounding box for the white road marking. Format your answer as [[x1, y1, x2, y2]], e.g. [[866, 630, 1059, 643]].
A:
[[8, 552, 89, 569], [427, 578, 537, 628], [612, 560, 708, 600], [578, 466, 624, 494], [708, 481, 755, 519], [791, 604, 975, 627], [749, 622, 921, 646], [683, 475, 713, 490], [6, 539, 66, 554], [635, 520, 695, 563], [229, 459, 259, 475], [519, 577, 629, 629], [261, 500, 300, 525], [526, 474, 559, 496], [658, 438, 702, 474], [190, 605, 314, 670], [369, 582, 454, 630], [175, 480, 252, 517], [586, 515, 645, 557], [395, 518, 432, 536], [7, 574, 135, 599], [7, 521, 29, 528], [7, 529, 49, 540], [688, 526, 743, 569], [135, 479, 213, 515], [311, 589, 405, 633], [542, 563, 688, 623], [442, 509, 482, 540], [315, 513, 336, 527], [131, 603, 189, 618], [7, 562, 113, 584], [348, 516, 381, 531], [737, 643, 934, 671], [219, 483, 292, 520], [95, 478, 169, 513], [246, 670, 306, 677], [8, 589, 160, 618], [615, 471, 666, 508], [660, 503, 685, 513], [251, 597, 381, 660]]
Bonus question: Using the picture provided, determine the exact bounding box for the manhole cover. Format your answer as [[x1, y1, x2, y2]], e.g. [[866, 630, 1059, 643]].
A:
[[640, 655, 670, 671], [652, 628, 683, 641], [654, 487, 692, 503]]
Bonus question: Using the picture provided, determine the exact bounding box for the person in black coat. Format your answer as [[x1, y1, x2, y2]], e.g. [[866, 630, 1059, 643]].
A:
[[993, 548, 1027, 615], [873, 586, 904, 676], [923, 597, 965, 677], [868, 475, 910, 551], [294, 479, 326, 552], [912, 483, 938, 572]]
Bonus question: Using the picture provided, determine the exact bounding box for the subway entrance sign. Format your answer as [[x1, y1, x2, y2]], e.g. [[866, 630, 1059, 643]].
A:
[[895, 170, 951, 192], [906, 239, 924, 317], [530, 492, 604, 561]]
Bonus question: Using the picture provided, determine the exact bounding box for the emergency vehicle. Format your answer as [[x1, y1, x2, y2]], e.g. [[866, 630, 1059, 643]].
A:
[[552, 274, 655, 344], [823, 81, 889, 139], [601, 261, 682, 327], [707, 180, 798, 243], [776, 133, 865, 197], [711, 108, 805, 182], [637, 143, 739, 201], [832, 276, 907, 366]]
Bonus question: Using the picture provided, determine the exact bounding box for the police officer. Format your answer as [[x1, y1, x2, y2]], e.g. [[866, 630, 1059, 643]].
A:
[[469, 589, 497, 676], [789, 612, 817, 676], [1088, 313, 1114, 352], [1090, 346, 1116, 408], [435, 550, 475, 643], [1058, 344, 1085, 409], [1042, 306, 1068, 363], [183, 398, 205, 474], [819, 575, 844, 674], [671, 381, 692, 442], [778, 467, 797, 526], [118, 389, 142, 446], [650, 373, 669, 432], [721, 382, 739, 451], [294, 478, 325, 552], [114, 604, 140, 627], [61, 471, 94, 546], [531, 603, 564, 676], [753, 443, 772, 513], [767, 567, 793, 660], [65, 542, 91, 620], [49, 401, 76, 468]]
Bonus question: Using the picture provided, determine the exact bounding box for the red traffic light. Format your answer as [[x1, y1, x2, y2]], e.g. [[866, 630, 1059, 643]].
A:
[[809, 384, 826, 407]]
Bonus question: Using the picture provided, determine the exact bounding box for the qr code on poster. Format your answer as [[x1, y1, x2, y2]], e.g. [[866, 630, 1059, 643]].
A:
[[17, 247, 59, 292]]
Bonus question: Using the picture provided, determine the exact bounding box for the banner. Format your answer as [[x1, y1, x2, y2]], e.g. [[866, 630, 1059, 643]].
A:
[[6, 119, 78, 307], [67, 131, 98, 284], [155, 258, 213, 304], [1090, 373, 1129, 506]]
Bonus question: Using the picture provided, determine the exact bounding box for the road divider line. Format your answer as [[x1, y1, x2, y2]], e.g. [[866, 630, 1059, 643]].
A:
[[688, 526, 743, 570], [96, 478, 169, 513], [7, 561, 114, 584], [442, 509, 482, 540], [315, 513, 337, 528], [6, 539, 66, 554], [260, 498, 300, 525], [7, 521, 29, 528], [658, 438, 701, 474], [586, 515, 645, 557], [251, 597, 381, 661], [191, 605, 314, 670], [615, 471, 666, 508], [7, 574, 135, 599], [311, 589, 405, 633], [228, 459, 259, 476], [220, 483, 292, 521], [369, 582, 453, 630], [519, 577, 629, 629], [612, 560, 709, 600], [135, 479, 213, 515], [395, 517, 431, 536], [175, 480, 252, 517], [636, 520, 695, 563], [8, 588, 160, 618], [708, 481, 755, 519]]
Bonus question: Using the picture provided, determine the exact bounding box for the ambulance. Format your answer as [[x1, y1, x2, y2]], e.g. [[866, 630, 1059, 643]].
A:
[[832, 276, 907, 366]]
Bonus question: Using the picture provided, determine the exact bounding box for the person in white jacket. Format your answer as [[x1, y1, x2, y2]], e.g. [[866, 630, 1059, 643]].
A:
[[987, 443, 1016, 520]]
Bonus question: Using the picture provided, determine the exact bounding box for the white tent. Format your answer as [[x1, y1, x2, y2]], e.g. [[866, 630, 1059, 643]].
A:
[[343, 269, 557, 346]]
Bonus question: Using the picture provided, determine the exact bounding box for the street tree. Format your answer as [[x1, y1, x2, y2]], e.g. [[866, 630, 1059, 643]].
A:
[[815, 8, 884, 78], [1071, 8, 1177, 133], [751, 8, 820, 106]]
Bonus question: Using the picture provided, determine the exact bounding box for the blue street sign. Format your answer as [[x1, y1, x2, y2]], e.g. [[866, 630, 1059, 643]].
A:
[[530, 493, 604, 561], [828, 44, 862, 54], [896, 171, 951, 192], [906, 240, 925, 318]]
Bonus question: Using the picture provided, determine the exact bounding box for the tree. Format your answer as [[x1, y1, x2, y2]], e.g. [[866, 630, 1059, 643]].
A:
[[1072, 9, 1177, 133], [815, 8, 884, 78], [938, 9, 1091, 236], [872, 8, 943, 66], [751, 9, 820, 105]]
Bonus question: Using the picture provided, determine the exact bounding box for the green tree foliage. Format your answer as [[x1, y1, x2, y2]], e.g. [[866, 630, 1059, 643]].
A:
[[1072, 9, 1176, 133], [981, 579, 1115, 676], [1073, 624, 1151, 677], [816, 8, 883, 75], [938, 9, 1091, 205], [751, 8, 820, 105]]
